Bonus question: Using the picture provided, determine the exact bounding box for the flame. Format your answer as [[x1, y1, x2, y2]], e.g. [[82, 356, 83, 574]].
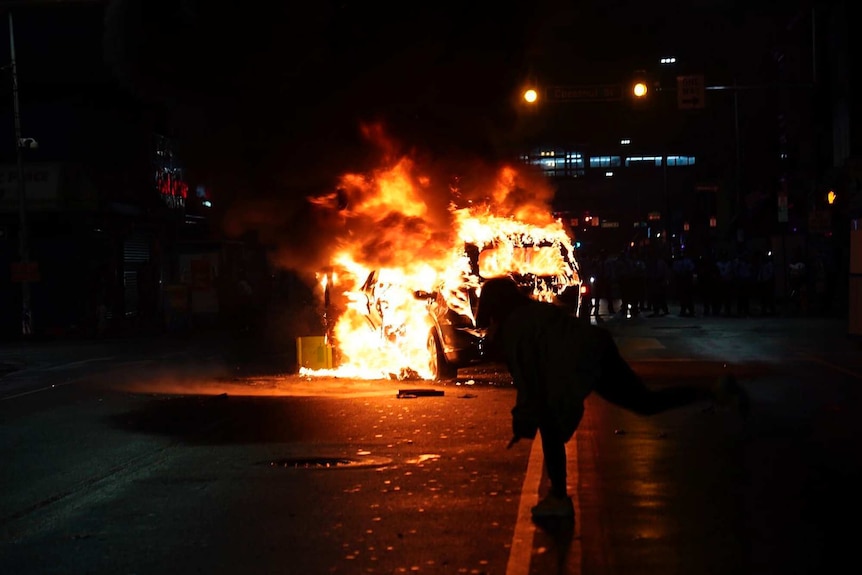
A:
[[300, 136, 580, 380]]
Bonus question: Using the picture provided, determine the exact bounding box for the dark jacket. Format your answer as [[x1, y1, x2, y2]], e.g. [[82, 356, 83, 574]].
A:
[[496, 299, 607, 442]]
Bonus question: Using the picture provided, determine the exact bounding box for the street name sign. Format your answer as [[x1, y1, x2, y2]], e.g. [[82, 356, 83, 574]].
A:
[[546, 84, 623, 102], [677, 75, 705, 109]]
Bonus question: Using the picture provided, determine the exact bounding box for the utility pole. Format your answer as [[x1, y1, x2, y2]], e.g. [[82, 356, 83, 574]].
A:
[[8, 11, 31, 335], [3, 0, 102, 336]]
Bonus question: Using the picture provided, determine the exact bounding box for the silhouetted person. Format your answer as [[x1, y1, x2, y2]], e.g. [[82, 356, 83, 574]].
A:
[[697, 253, 721, 316], [733, 253, 754, 317], [646, 251, 670, 316], [594, 250, 616, 317], [672, 251, 696, 317], [755, 252, 776, 315], [617, 251, 638, 318], [717, 252, 736, 316], [475, 277, 749, 522]]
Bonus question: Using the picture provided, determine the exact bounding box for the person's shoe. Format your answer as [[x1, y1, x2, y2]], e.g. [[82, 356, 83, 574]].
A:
[[712, 373, 750, 419], [531, 494, 575, 520]]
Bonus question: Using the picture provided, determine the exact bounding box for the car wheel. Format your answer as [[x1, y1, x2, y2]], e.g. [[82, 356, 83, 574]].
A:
[[428, 329, 458, 381]]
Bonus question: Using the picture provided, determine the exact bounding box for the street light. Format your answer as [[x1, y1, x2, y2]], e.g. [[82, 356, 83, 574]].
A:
[[523, 88, 538, 104], [633, 81, 648, 98]]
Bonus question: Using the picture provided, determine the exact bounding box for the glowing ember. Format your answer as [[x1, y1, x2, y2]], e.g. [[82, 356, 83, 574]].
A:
[[300, 132, 580, 380]]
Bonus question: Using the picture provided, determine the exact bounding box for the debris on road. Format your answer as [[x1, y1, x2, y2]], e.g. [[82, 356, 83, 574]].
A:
[[397, 388, 445, 399]]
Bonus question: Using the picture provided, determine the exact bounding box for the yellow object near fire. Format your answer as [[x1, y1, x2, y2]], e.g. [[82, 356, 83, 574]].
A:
[[296, 336, 334, 370]]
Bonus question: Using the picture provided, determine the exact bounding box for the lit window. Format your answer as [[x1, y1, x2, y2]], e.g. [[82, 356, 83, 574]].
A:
[[666, 155, 696, 166], [523, 149, 586, 177], [625, 156, 663, 167], [589, 156, 621, 168]]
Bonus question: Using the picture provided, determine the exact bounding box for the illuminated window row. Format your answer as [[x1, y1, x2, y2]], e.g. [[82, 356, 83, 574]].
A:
[[626, 155, 662, 166], [589, 156, 621, 168], [666, 155, 696, 166], [521, 153, 696, 176]]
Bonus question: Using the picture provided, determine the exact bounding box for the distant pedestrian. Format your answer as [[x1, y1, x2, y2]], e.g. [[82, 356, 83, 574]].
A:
[[594, 250, 616, 317], [672, 251, 696, 317], [646, 251, 670, 316], [733, 253, 754, 317], [755, 252, 776, 315], [475, 276, 749, 522], [696, 253, 720, 316], [717, 252, 736, 316]]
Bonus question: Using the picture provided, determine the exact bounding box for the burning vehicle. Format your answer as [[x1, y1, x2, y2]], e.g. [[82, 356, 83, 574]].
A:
[[296, 132, 584, 381], [359, 215, 583, 380]]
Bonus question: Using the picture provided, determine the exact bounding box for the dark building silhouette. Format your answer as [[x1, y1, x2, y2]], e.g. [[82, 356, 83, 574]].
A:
[[509, 1, 858, 313], [0, 4, 229, 338]]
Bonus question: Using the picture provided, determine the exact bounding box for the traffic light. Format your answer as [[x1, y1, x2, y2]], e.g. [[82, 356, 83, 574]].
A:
[[827, 190, 837, 205]]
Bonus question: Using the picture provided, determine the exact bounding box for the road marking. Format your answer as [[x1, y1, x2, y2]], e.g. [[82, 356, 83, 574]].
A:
[[802, 356, 862, 380], [506, 433, 582, 575], [506, 437, 542, 575], [41, 357, 115, 371], [0, 380, 80, 400], [570, 431, 583, 570]]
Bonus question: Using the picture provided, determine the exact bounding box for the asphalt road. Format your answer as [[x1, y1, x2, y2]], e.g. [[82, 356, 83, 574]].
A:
[[1, 313, 860, 575]]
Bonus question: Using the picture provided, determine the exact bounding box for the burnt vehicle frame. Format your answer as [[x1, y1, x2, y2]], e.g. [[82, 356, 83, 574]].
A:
[[362, 239, 586, 381]]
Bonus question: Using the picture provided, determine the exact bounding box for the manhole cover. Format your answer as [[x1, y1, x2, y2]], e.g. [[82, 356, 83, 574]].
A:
[[263, 456, 391, 470]]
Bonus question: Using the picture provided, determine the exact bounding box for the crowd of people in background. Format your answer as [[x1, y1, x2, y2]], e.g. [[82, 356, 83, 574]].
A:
[[577, 240, 835, 320]]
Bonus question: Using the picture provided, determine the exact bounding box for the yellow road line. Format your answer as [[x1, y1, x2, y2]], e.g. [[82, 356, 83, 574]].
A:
[[571, 430, 582, 570], [506, 437, 542, 575], [506, 432, 582, 575]]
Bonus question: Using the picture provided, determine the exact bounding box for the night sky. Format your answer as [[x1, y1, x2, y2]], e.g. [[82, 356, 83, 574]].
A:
[[1, 0, 814, 215]]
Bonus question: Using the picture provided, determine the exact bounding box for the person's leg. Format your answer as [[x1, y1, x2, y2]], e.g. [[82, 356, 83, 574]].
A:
[[538, 419, 569, 498], [532, 417, 576, 520], [593, 331, 711, 415]]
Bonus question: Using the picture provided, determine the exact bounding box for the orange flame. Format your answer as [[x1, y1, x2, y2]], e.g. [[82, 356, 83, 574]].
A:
[[301, 133, 580, 380]]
